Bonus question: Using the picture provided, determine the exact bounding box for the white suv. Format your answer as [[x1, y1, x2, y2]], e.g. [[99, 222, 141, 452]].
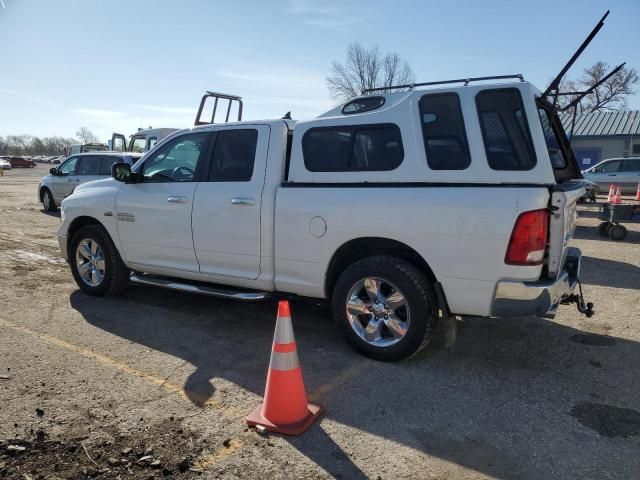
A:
[[39, 152, 141, 211]]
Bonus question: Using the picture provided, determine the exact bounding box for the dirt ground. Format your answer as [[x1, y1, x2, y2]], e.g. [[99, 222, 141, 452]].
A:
[[0, 166, 639, 480]]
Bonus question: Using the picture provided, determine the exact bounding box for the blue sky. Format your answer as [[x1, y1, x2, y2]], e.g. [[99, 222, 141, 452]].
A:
[[1, 0, 638, 141]]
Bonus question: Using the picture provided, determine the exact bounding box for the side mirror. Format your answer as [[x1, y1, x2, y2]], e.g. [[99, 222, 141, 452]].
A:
[[49, 167, 58, 175], [111, 162, 134, 183]]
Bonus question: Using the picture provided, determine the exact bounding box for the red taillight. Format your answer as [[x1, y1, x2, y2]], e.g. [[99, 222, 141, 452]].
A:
[[505, 209, 549, 266]]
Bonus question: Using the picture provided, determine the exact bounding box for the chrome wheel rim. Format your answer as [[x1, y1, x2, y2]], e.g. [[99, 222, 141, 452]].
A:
[[75, 239, 105, 287], [346, 277, 410, 347], [43, 193, 50, 210]]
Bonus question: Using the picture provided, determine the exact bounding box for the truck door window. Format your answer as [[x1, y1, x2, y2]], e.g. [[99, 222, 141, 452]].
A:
[[76, 156, 101, 175], [537, 109, 567, 169], [303, 124, 403, 172], [130, 137, 147, 153], [141, 133, 208, 182], [476, 88, 536, 170], [148, 137, 157, 150], [58, 156, 79, 176], [419, 93, 470, 170], [208, 129, 258, 182]]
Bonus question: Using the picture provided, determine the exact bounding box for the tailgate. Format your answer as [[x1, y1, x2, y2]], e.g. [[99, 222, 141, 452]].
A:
[[547, 181, 586, 279]]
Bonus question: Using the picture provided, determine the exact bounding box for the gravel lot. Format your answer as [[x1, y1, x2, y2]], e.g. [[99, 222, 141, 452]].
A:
[[1, 167, 639, 479]]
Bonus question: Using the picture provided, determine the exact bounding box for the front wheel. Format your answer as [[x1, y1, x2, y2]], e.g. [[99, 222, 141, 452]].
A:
[[42, 188, 56, 212], [331, 255, 438, 362], [69, 225, 130, 296]]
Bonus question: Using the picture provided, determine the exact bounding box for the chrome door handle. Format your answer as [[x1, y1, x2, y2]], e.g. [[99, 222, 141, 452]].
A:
[[231, 197, 255, 206], [167, 195, 188, 204]]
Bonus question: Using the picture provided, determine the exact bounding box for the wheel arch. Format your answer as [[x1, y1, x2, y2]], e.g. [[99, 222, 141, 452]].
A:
[[324, 237, 439, 298], [39, 185, 51, 201], [66, 216, 109, 253]]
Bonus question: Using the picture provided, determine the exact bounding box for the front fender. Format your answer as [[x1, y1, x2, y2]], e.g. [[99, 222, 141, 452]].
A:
[[59, 180, 124, 260]]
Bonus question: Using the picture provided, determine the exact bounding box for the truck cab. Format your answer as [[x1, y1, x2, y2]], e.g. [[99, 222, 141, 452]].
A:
[[111, 127, 179, 154]]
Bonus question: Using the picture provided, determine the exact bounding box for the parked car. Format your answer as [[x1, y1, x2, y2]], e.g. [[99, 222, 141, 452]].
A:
[[582, 157, 640, 195], [111, 127, 179, 153], [7, 156, 37, 168], [0, 158, 12, 170], [39, 152, 141, 211], [58, 78, 592, 361]]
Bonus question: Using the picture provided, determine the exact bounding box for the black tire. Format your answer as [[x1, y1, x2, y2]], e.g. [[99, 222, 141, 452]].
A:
[[69, 225, 130, 296], [331, 255, 438, 362], [608, 224, 627, 241], [41, 188, 56, 212], [598, 221, 610, 237]]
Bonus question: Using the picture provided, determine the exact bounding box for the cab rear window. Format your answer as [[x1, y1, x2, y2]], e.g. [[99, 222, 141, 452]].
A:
[[476, 88, 536, 170]]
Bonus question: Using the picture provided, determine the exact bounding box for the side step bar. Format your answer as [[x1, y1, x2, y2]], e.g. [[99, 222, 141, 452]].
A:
[[129, 273, 268, 301]]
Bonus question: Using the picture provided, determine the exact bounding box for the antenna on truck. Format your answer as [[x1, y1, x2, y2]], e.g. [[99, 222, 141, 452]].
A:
[[195, 91, 243, 125]]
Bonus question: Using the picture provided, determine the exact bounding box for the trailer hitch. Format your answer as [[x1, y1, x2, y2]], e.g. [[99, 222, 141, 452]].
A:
[[562, 261, 594, 317]]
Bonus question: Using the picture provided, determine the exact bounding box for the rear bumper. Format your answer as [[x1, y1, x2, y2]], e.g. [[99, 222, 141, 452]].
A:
[[491, 247, 582, 318]]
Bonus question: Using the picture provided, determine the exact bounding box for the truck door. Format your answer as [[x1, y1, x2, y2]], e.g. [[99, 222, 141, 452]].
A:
[[191, 125, 269, 280], [114, 132, 212, 272], [112, 133, 127, 152]]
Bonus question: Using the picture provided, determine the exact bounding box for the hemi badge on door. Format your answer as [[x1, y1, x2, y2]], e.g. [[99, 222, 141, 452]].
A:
[[104, 211, 113, 217], [116, 212, 135, 222]]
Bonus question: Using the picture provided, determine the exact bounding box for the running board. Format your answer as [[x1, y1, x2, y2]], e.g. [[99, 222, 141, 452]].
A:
[[129, 273, 268, 301]]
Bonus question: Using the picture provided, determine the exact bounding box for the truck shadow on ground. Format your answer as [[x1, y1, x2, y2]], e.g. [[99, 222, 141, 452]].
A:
[[71, 288, 640, 479], [580, 255, 640, 289]]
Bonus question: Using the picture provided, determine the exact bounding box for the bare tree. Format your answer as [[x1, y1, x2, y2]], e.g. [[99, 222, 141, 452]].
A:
[[558, 62, 639, 113], [327, 42, 415, 104], [75, 127, 99, 144]]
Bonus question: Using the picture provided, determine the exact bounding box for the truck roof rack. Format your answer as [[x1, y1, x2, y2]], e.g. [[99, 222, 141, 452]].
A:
[[195, 91, 243, 126], [362, 74, 524, 94]]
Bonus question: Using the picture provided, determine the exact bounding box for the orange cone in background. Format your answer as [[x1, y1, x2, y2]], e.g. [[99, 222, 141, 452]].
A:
[[246, 300, 323, 435], [614, 186, 622, 204], [635, 182, 640, 201], [607, 184, 615, 203]]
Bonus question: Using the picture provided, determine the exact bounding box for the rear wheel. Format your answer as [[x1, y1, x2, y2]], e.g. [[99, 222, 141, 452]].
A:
[[331, 255, 437, 361], [42, 188, 56, 212], [598, 221, 610, 237], [69, 225, 130, 296]]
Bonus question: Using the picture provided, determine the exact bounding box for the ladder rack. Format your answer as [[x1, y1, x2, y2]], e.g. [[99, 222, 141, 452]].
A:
[[195, 91, 243, 125]]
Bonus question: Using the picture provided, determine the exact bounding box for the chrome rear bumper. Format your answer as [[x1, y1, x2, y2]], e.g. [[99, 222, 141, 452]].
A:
[[491, 247, 582, 318]]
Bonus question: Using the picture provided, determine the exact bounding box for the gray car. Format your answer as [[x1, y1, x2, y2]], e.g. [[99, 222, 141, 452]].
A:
[[582, 157, 640, 195], [38, 152, 141, 211]]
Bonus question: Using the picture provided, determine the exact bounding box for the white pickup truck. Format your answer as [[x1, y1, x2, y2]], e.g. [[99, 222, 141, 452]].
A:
[[58, 79, 593, 360]]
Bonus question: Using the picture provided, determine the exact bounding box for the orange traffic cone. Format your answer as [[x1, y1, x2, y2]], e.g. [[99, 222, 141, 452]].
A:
[[614, 186, 622, 204], [635, 182, 640, 202], [607, 184, 615, 203], [246, 301, 323, 435]]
